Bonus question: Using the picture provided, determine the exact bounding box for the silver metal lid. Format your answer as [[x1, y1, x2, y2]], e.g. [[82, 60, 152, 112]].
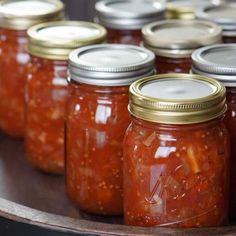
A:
[[69, 44, 155, 86], [95, 0, 166, 30], [197, 3, 236, 36], [192, 44, 236, 87], [142, 19, 222, 58]]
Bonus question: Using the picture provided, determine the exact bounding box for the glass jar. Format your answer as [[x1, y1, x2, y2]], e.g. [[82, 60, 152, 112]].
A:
[[196, 3, 236, 44], [67, 44, 155, 215], [95, 0, 166, 45], [25, 21, 106, 175], [142, 20, 222, 74], [124, 74, 230, 227], [0, 0, 64, 138], [192, 44, 236, 219]]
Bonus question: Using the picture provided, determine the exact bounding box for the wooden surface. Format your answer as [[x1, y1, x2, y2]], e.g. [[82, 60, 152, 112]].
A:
[[0, 133, 236, 235]]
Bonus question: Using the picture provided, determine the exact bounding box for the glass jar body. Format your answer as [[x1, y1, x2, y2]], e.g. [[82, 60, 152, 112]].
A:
[[25, 56, 68, 174], [223, 36, 236, 44], [155, 55, 192, 74], [123, 117, 230, 227], [66, 83, 130, 215], [224, 87, 236, 218], [0, 29, 30, 137], [106, 28, 142, 45]]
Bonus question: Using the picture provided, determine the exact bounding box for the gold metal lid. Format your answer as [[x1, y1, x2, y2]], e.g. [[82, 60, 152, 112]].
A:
[[27, 21, 107, 60], [95, 0, 166, 30], [142, 20, 222, 58], [167, 1, 195, 20], [0, 0, 64, 30], [167, 0, 219, 20], [129, 74, 226, 124]]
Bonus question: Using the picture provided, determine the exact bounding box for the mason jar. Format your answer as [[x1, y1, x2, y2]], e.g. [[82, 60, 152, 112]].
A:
[[124, 74, 230, 227], [66, 44, 155, 215], [25, 21, 106, 175], [192, 44, 236, 218], [95, 0, 166, 45], [0, 0, 64, 138], [142, 20, 222, 74]]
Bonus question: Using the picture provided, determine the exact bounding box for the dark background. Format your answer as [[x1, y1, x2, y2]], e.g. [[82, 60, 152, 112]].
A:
[[62, 0, 97, 21]]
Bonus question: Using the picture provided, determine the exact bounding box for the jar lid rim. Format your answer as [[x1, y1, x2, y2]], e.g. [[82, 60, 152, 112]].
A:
[[196, 3, 236, 30], [129, 74, 226, 124], [0, 0, 64, 30], [142, 20, 222, 52], [27, 21, 107, 60], [192, 44, 236, 75], [69, 44, 155, 86], [95, 0, 166, 29]]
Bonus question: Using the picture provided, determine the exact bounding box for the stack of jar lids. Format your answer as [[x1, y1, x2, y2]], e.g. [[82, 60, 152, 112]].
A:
[[27, 21, 107, 60], [95, 0, 166, 30], [69, 44, 155, 86], [192, 44, 236, 87], [167, 0, 207, 19], [197, 2, 236, 37], [0, 0, 64, 30], [142, 20, 222, 58]]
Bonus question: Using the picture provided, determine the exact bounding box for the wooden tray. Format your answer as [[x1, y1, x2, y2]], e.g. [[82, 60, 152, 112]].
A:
[[0, 132, 235, 236]]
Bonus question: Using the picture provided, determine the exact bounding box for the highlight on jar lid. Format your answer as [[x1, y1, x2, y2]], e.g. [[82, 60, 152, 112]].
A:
[[196, 3, 236, 36], [192, 44, 236, 87], [129, 74, 226, 124], [69, 44, 155, 86], [0, 0, 64, 30], [167, 0, 209, 20], [27, 21, 107, 60], [95, 0, 166, 30], [142, 19, 222, 58]]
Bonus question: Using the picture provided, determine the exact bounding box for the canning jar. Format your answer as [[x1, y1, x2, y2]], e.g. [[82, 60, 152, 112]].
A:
[[124, 74, 230, 227], [25, 21, 106, 175], [66, 44, 155, 215], [192, 44, 236, 219], [142, 20, 222, 74], [0, 0, 64, 138], [197, 3, 236, 43], [95, 0, 166, 45]]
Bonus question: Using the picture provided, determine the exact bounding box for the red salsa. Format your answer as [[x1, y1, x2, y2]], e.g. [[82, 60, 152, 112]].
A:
[[66, 83, 129, 214]]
